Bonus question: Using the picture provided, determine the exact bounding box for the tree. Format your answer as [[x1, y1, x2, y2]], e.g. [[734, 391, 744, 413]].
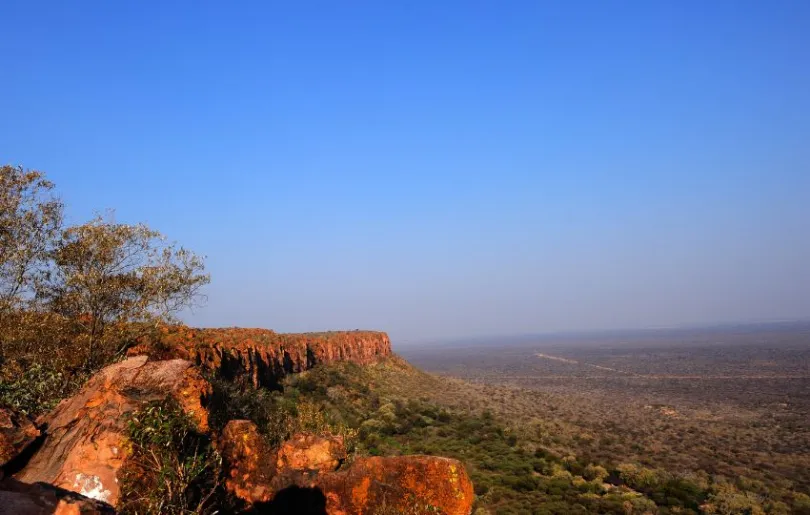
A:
[[42, 214, 210, 368], [0, 165, 63, 311], [0, 166, 64, 366]]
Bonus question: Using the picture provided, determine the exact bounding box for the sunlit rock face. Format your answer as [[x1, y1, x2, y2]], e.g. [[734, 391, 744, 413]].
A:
[[219, 419, 475, 515], [14, 356, 210, 507]]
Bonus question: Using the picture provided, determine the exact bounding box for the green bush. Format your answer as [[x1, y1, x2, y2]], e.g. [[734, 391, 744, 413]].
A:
[[0, 361, 89, 416], [118, 400, 224, 515]]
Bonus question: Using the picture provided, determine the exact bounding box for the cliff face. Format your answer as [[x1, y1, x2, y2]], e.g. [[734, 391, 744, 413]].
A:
[[130, 327, 392, 389]]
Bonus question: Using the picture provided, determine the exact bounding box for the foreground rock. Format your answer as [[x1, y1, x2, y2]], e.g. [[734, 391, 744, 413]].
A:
[[130, 327, 392, 388], [276, 432, 347, 475], [317, 455, 474, 515], [219, 419, 277, 504], [0, 408, 40, 468], [0, 477, 114, 514], [15, 356, 211, 506], [220, 420, 474, 515]]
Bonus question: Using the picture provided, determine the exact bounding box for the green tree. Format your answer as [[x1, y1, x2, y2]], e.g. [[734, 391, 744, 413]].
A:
[[0, 166, 64, 364], [42, 214, 210, 368]]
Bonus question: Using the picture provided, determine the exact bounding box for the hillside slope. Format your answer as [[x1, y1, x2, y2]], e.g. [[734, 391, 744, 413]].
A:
[[270, 355, 810, 514]]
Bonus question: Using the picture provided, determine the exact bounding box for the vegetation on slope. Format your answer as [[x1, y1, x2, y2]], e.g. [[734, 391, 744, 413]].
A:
[[210, 355, 810, 514]]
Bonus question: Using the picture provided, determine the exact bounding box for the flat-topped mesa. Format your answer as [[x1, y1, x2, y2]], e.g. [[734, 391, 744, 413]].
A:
[[130, 327, 392, 389]]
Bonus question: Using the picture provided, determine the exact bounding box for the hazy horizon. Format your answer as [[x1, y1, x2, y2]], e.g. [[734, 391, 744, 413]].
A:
[[3, 1, 809, 342]]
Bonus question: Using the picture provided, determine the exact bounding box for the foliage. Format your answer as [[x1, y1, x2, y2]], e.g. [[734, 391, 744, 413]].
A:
[[42, 213, 209, 369], [208, 359, 673, 514], [119, 400, 224, 515], [225, 356, 809, 515], [207, 375, 357, 449], [0, 360, 89, 416], [1, 165, 208, 413], [0, 166, 64, 372], [0, 165, 63, 313]]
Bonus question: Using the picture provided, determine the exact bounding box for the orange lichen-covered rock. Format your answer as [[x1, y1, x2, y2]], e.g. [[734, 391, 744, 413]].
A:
[[0, 477, 115, 514], [0, 407, 40, 467], [218, 419, 277, 504], [276, 433, 346, 474], [130, 327, 392, 389], [316, 455, 474, 515], [15, 356, 211, 507], [220, 421, 474, 514], [219, 421, 346, 505]]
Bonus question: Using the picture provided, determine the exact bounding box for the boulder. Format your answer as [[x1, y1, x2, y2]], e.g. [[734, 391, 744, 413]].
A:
[[219, 421, 347, 504], [15, 356, 211, 506], [0, 477, 114, 514], [220, 421, 474, 514], [218, 419, 277, 504], [276, 433, 346, 474], [0, 407, 40, 468], [316, 455, 474, 515]]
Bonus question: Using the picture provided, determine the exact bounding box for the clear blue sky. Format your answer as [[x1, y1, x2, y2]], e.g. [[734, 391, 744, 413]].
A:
[[2, 1, 809, 342]]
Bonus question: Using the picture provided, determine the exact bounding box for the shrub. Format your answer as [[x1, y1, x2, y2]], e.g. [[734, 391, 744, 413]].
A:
[[0, 361, 89, 416], [118, 400, 223, 515]]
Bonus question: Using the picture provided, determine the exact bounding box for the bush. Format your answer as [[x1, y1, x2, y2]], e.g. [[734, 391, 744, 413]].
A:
[[118, 400, 224, 515], [0, 361, 89, 416]]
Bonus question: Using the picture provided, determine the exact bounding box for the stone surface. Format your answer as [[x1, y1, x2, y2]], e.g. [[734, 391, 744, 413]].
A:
[[15, 356, 211, 506], [316, 455, 474, 515], [0, 407, 40, 467], [0, 477, 115, 514], [220, 421, 474, 514], [218, 419, 277, 504], [129, 327, 392, 388], [276, 433, 346, 475]]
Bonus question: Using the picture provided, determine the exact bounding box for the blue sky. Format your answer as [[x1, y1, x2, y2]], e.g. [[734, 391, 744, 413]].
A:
[[2, 1, 809, 342]]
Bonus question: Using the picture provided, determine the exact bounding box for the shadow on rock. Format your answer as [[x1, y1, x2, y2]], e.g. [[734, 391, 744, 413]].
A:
[[248, 486, 327, 515]]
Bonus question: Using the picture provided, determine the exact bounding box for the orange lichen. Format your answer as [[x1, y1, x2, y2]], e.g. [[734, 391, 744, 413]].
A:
[[15, 357, 212, 507], [218, 421, 474, 514]]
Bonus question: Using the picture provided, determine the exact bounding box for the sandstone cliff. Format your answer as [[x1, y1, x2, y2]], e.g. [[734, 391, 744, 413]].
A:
[[130, 327, 392, 388]]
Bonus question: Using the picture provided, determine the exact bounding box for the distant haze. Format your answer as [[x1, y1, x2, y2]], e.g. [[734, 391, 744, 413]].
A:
[[2, 2, 809, 342]]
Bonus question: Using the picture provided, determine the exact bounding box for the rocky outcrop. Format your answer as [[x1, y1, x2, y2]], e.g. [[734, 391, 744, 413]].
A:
[[7, 327, 474, 513], [15, 356, 211, 507], [130, 327, 392, 389], [317, 455, 474, 515], [219, 419, 277, 504], [276, 433, 346, 475], [0, 477, 115, 514], [219, 420, 475, 515], [0, 408, 40, 468]]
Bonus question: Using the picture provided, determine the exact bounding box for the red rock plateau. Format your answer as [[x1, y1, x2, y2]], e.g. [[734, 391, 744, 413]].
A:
[[130, 327, 392, 388], [2, 327, 475, 514]]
